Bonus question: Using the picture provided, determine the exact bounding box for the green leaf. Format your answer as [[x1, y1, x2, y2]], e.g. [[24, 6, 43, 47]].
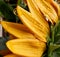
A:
[[53, 47, 60, 57], [18, 0, 26, 8], [53, 21, 60, 44], [53, 52, 60, 57], [47, 20, 60, 57], [49, 43, 60, 52], [17, 0, 29, 11], [0, 0, 16, 22]]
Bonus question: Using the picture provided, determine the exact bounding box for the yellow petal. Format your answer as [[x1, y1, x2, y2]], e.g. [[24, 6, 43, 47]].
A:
[[27, 0, 49, 30], [59, 7, 60, 17], [34, 0, 58, 24], [6, 39, 46, 57], [1, 21, 35, 39], [17, 5, 48, 42], [4, 54, 21, 57], [45, 0, 59, 16]]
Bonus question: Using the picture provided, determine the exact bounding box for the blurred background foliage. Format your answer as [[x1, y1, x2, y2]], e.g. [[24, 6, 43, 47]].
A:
[[0, 0, 28, 22]]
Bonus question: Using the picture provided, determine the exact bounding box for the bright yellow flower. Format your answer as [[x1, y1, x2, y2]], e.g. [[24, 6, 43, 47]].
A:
[[1, 0, 59, 57]]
